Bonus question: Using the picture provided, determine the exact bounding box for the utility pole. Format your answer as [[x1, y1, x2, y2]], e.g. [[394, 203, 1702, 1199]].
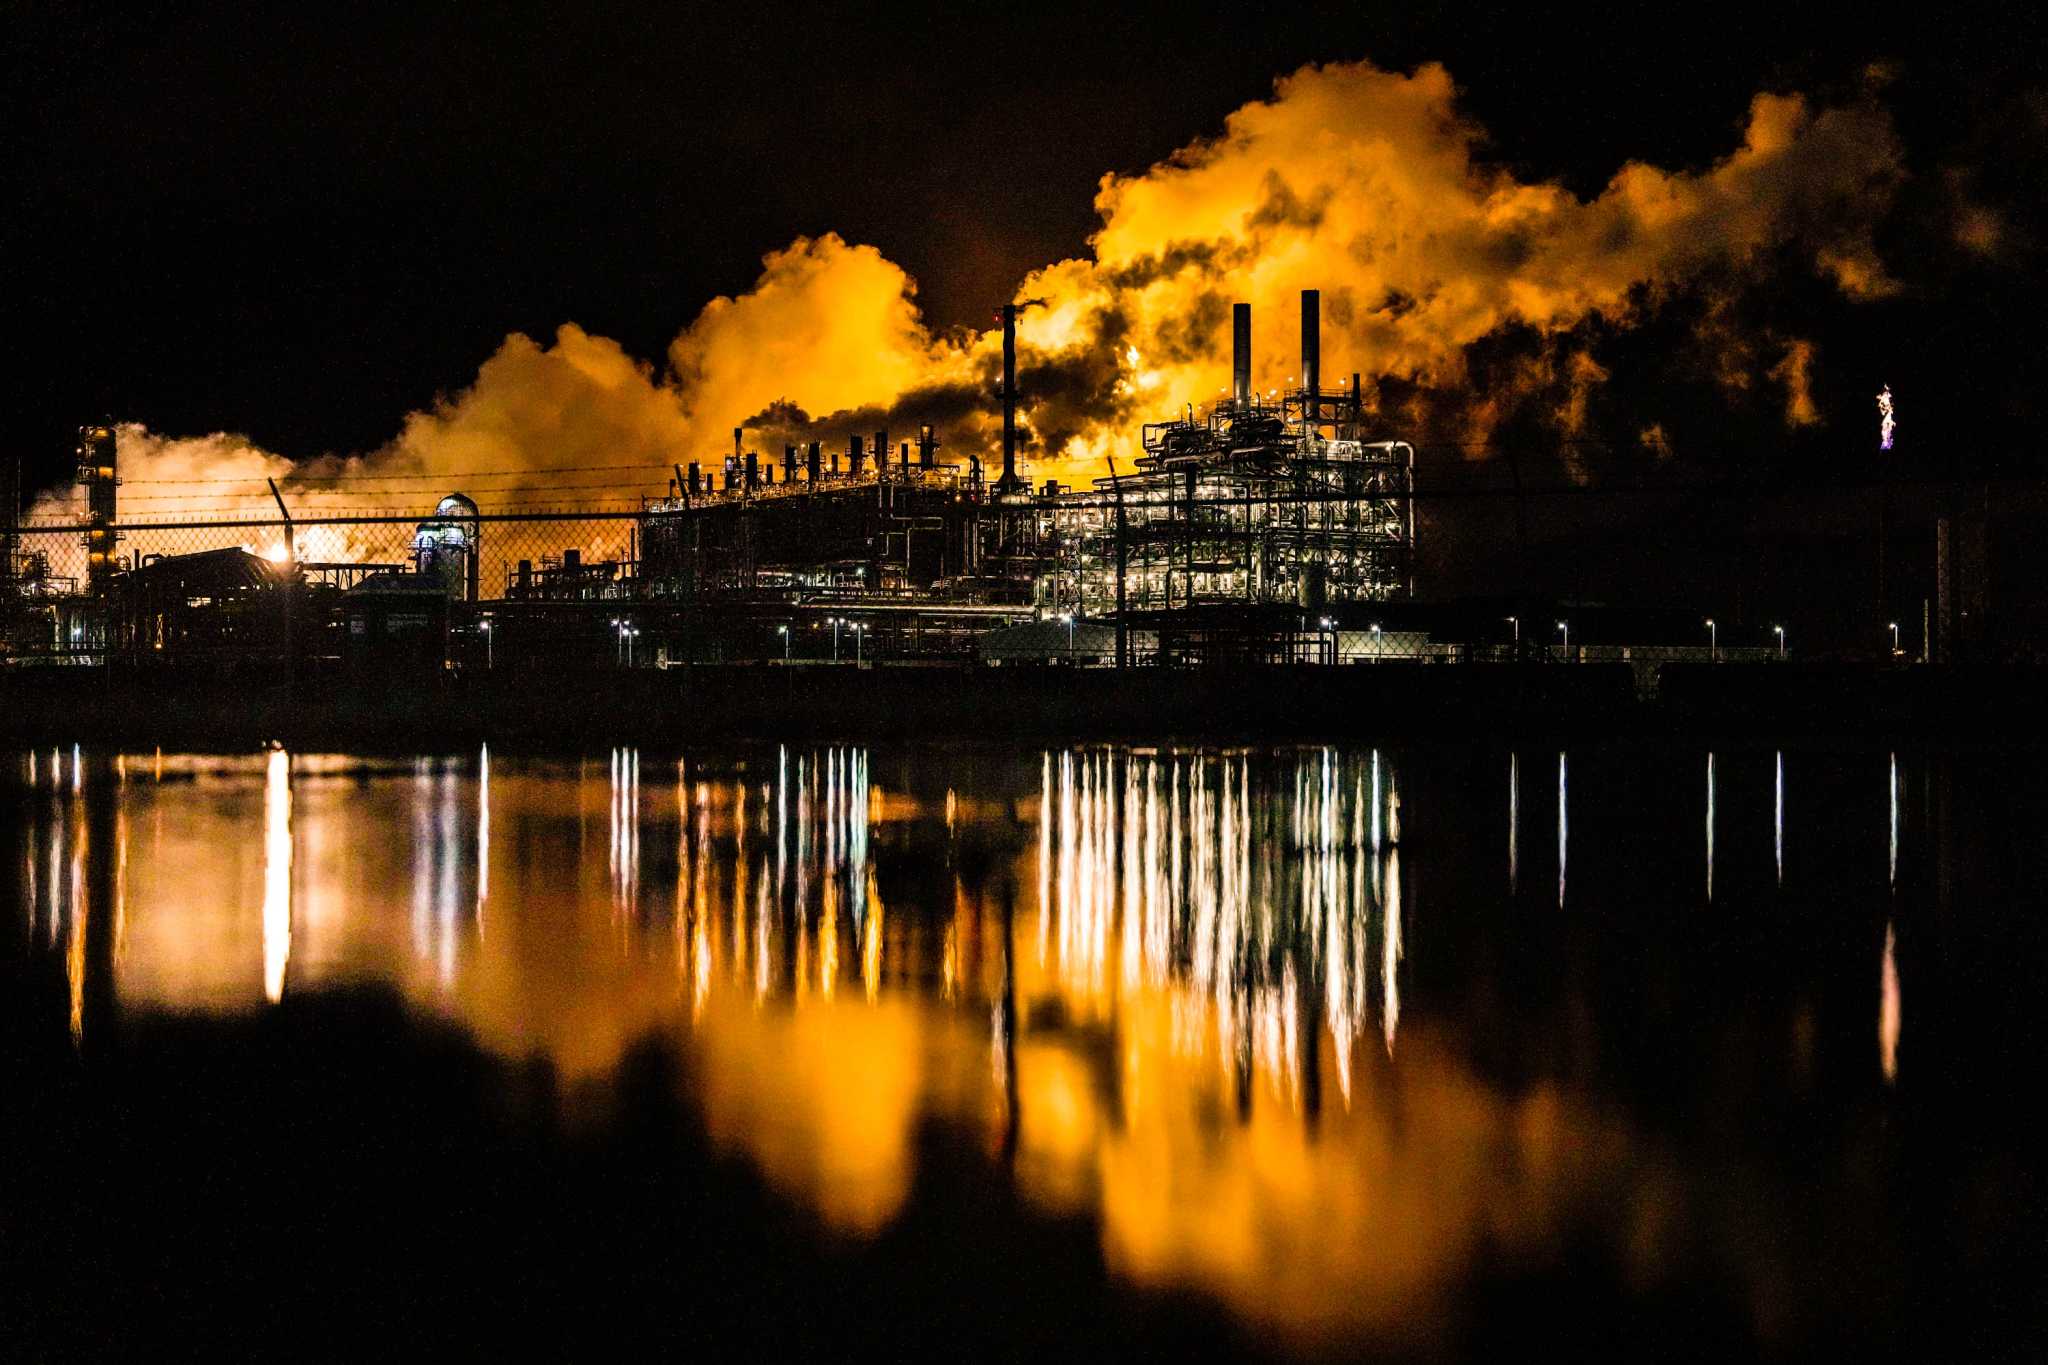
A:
[[268, 477, 296, 680]]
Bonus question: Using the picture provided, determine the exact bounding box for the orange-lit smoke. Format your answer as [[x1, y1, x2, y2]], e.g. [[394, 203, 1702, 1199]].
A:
[[44, 59, 1902, 515]]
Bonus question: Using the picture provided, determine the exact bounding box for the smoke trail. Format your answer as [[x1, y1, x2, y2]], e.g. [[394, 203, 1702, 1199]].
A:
[[44, 58, 1905, 514]]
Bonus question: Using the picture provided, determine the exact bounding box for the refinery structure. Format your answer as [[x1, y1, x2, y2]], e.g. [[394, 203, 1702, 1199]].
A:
[[4, 289, 1470, 673]]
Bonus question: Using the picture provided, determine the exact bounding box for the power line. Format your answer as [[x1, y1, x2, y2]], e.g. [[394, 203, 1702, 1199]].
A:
[[121, 463, 679, 486]]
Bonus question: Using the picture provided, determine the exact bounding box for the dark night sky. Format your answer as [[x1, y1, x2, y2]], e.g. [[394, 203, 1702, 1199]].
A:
[[4, 0, 2043, 491]]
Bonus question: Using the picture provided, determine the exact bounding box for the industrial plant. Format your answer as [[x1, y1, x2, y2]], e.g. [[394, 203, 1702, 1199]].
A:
[[4, 290, 1787, 683]]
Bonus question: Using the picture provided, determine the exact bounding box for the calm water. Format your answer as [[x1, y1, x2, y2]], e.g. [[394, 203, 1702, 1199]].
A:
[[4, 741, 2042, 1357]]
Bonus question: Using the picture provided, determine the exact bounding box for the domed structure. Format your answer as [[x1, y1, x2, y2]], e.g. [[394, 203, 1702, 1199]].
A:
[[413, 492, 481, 602]]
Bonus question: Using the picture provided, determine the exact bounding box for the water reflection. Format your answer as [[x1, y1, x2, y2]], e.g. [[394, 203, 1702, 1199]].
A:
[[1774, 750, 1785, 884], [1880, 921, 1901, 1083], [1557, 751, 1568, 908], [1508, 752, 1519, 894], [1706, 752, 1716, 902], [476, 744, 490, 922], [1888, 752, 1898, 889], [262, 747, 292, 1003], [2, 741, 1979, 1348]]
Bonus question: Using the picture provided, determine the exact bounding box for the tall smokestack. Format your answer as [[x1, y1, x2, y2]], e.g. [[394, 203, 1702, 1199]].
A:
[[849, 434, 864, 477], [919, 425, 935, 469], [783, 443, 797, 481], [1300, 289, 1320, 429], [997, 303, 1023, 494], [875, 429, 889, 475], [1232, 302, 1252, 408], [807, 441, 821, 484]]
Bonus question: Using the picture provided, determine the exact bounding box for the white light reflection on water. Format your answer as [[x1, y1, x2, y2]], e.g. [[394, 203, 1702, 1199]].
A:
[[475, 744, 490, 926], [1036, 749, 1404, 1093], [1888, 753, 1899, 889], [1774, 751, 1784, 885], [261, 748, 292, 1004], [409, 758, 463, 988], [1508, 753, 1518, 895], [1557, 752, 1568, 909], [1706, 752, 1716, 902], [1382, 841, 1403, 1056], [610, 747, 641, 914]]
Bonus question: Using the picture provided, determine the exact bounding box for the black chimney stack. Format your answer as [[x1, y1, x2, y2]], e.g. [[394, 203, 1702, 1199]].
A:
[[1300, 289, 1320, 429], [1232, 302, 1252, 408], [849, 434, 864, 477], [875, 429, 889, 475], [807, 441, 821, 484], [996, 303, 1025, 494], [918, 425, 936, 468]]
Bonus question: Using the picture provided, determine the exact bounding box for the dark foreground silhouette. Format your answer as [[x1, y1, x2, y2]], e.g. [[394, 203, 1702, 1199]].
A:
[[2, 974, 1865, 1362]]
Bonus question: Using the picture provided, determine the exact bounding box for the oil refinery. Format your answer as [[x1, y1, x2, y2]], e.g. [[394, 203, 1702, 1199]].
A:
[[4, 288, 1797, 687]]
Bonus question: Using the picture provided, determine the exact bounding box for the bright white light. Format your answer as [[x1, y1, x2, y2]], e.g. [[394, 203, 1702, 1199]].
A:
[[262, 748, 293, 1004], [1877, 384, 1896, 450]]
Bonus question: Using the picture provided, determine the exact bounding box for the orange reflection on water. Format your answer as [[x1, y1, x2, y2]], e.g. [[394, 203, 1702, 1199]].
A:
[[10, 743, 1731, 1344]]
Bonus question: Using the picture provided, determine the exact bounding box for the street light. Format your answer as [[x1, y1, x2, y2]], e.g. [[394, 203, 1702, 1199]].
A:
[[1773, 624, 1785, 660], [778, 623, 790, 662], [1058, 611, 1075, 659], [480, 618, 492, 670], [1370, 622, 1382, 661], [1319, 615, 1335, 664], [852, 621, 865, 665], [1556, 620, 1569, 659], [1706, 617, 1717, 663], [831, 616, 843, 662], [1889, 621, 1899, 655]]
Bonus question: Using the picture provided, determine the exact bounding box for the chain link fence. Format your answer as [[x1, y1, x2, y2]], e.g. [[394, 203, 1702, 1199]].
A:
[[6, 511, 645, 602]]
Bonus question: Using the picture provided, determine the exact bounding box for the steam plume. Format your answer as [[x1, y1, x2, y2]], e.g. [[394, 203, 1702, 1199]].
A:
[[45, 58, 1905, 515]]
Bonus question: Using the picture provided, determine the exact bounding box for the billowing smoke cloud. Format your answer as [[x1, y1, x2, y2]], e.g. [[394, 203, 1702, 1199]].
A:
[[49, 57, 1905, 519], [1007, 61, 1900, 476]]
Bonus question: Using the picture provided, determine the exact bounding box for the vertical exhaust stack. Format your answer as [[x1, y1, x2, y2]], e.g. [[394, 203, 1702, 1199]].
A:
[[1300, 289, 1321, 431], [783, 443, 797, 481], [849, 434, 865, 477], [1232, 302, 1252, 409], [875, 429, 889, 475], [807, 441, 822, 484], [995, 303, 1025, 495], [918, 425, 936, 469]]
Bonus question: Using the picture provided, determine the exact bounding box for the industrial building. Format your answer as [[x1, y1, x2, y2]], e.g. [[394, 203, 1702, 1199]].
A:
[[2, 288, 1795, 680]]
